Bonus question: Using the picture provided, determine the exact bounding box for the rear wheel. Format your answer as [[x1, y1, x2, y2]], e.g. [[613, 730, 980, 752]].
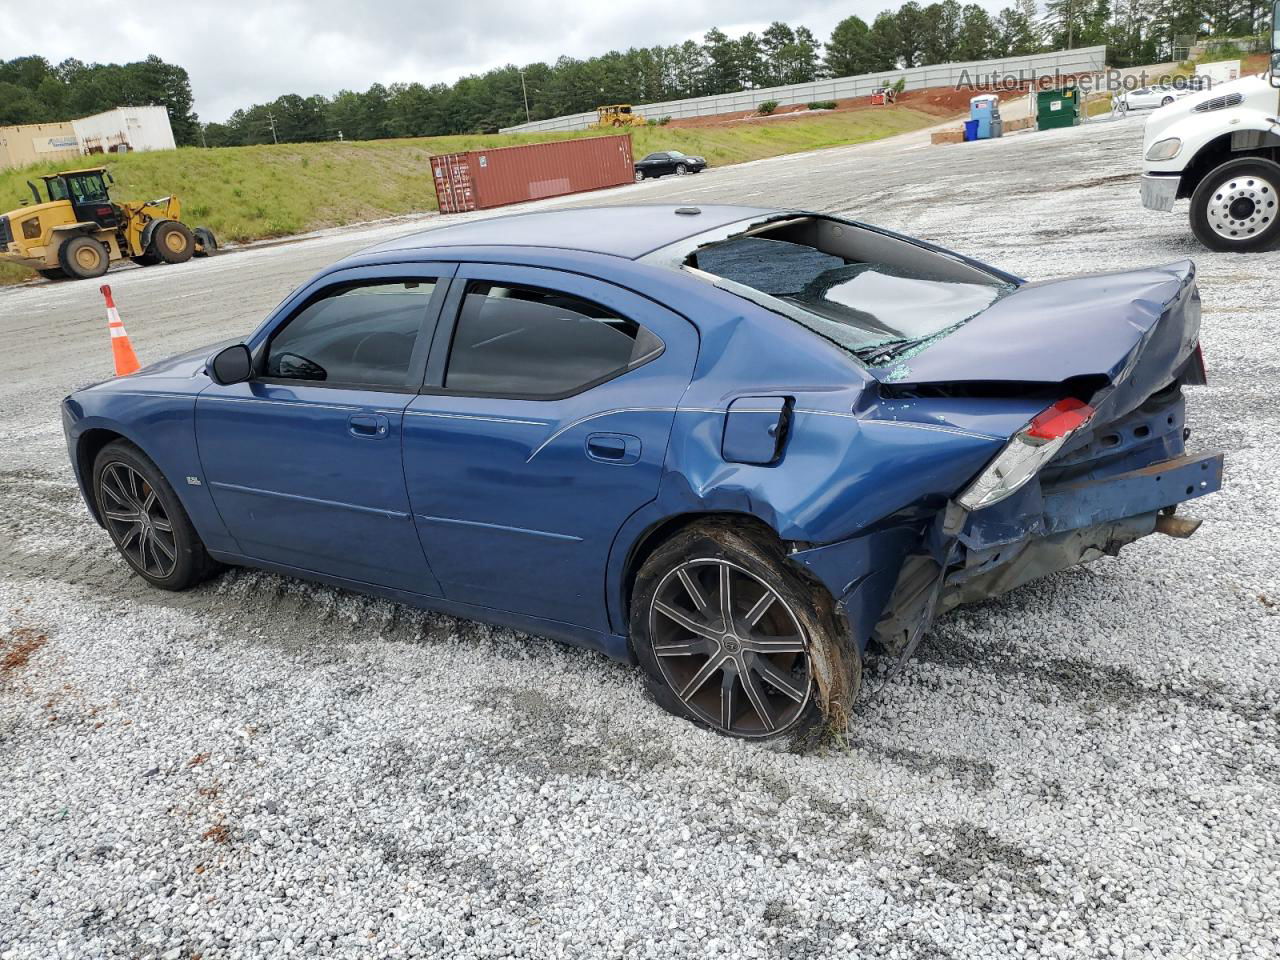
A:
[[92, 440, 220, 590], [150, 221, 195, 264], [1190, 158, 1280, 252], [58, 235, 109, 280], [1160, 96, 1175, 106], [635, 170, 645, 182], [631, 521, 858, 746]]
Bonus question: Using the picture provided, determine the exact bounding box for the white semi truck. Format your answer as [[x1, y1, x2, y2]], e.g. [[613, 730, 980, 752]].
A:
[[1140, 3, 1280, 251]]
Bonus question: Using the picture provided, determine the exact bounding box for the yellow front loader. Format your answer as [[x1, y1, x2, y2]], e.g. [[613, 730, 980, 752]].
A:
[[594, 104, 647, 128], [0, 167, 216, 281]]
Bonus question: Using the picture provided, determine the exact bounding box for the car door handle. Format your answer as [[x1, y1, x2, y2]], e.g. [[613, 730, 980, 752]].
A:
[[586, 432, 641, 465], [348, 413, 389, 439]]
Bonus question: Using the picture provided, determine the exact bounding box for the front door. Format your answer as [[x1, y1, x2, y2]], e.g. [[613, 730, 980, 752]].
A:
[[196, 270, 450, 595], [403, 263, 697, 632]]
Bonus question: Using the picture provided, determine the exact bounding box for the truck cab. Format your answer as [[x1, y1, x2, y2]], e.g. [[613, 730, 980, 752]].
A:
[[1140, 1, 1280, 251]]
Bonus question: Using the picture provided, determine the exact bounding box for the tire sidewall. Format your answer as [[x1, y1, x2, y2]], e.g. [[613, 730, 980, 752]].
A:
[[630, 521, 858, 747], [1189, 159, 1280, 253], [59, 236, 109, 279], [152, 221, 195, 264], [92, 440, 206, 589]]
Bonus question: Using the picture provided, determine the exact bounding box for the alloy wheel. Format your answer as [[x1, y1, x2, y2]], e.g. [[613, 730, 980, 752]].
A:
[[649, 558, 811, 737], [1206, 174, 1277, 241], [99, 462, 178, 578]]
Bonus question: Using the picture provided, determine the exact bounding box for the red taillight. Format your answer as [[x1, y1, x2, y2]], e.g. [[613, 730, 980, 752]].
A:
[[1193, 342, 1207, 383], [1027, 397, 1094, 440]]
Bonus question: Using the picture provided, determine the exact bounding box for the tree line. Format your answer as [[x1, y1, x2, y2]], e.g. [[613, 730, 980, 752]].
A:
[[0, 55, 200, 145], [2, 0, 1271, 150]]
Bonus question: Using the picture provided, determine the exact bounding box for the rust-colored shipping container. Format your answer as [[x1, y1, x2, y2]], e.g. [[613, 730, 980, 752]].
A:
[[431, 134, 635, 213]]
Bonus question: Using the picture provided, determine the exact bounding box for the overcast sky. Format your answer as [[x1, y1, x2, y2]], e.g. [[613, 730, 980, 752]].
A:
[[2, 0, 1011, 123]]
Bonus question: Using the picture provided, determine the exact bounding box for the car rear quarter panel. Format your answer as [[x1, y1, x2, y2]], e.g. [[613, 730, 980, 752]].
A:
[[601, 283, 1010, 635]]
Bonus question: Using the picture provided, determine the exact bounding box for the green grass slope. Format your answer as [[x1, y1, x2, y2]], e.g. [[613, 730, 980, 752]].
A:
[[1, 105, 942, 284]]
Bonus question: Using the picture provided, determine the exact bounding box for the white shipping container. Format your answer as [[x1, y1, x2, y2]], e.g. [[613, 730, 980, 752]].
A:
[[72, 105, 177, 156]]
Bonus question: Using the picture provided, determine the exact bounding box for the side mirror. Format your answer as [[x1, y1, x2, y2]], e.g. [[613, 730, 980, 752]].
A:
[[105, 171, 114, 184], [208, 344, 252, 385]]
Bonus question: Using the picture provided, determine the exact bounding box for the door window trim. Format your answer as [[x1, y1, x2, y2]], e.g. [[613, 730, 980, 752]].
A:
[[422, 272, 665, 402], [252, 274, 451, 394]]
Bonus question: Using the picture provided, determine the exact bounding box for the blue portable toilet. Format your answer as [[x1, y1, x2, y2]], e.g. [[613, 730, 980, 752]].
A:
[[970, 94, 1002, 139]]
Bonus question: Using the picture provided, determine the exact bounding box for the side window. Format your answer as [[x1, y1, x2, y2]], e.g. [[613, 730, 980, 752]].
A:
[[266, 279, 437, 388], [444, 282, 663, 397]]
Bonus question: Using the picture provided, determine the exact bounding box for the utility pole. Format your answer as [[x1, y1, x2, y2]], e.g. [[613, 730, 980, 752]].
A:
[[519, 68, 532, 124], [265, 111, 279, 144], [199, 124, 207, 149]]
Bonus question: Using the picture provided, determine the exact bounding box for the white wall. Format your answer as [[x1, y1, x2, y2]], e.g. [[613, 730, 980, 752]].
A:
[[72, 105, 177, 155], [500, 46, 1108, 133]]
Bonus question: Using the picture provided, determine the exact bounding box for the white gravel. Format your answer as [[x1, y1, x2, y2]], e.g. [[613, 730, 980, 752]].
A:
[[1, 114, 1278, 960]]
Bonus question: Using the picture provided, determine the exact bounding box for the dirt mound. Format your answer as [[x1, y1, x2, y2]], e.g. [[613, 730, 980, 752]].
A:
[[663, 82, 1023, 130]]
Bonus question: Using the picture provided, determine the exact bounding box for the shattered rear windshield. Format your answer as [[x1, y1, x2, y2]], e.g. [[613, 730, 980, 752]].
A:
[[691, 234, 1012, 364]]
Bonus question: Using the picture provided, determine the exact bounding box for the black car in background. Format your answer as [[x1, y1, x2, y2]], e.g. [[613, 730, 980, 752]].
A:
[[634, 150, 708, 181]]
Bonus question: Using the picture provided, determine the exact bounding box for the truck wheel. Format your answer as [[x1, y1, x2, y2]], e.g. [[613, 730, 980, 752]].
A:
[[36, 268, 66, 281], [631, 520, 859, 748], [58, 236, 110, 280], [151, 221, 195, 264], [1190, 158, 1280, 252]]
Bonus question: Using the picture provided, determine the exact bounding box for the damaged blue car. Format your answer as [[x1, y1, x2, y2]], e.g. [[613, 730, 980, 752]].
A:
[[61, 205, 1222, 744]]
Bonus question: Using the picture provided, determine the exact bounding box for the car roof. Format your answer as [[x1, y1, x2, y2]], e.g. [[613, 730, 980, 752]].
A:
[[364, 204, 782, 261]]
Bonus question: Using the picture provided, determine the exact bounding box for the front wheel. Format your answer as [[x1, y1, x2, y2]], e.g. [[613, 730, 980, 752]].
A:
[[631, 521, 858, 746], [92, 440, 220, 590], [151, 221, 195, 264], [1189, 158, 1280, 252], [675, 163, 688, 176]]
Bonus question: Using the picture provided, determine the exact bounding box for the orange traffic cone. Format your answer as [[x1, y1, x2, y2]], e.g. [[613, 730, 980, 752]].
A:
[[101, 285, 140, 376]]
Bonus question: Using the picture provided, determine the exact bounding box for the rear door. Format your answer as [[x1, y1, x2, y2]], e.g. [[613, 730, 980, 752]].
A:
[[196, 266, 452, 594], [403, 263, 697, 632]]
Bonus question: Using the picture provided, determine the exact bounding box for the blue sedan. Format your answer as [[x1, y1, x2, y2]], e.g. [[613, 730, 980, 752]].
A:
[[62, 205, 1223, 744]]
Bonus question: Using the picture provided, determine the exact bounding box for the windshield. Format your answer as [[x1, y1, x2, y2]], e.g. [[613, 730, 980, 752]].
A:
[[691, 233, 1011, 362], [667, 151, 686, 158]]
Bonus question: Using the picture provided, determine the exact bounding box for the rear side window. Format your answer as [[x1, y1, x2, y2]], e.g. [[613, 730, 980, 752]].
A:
[[445, 282, 663, 397], [266, 280, 436, 388]]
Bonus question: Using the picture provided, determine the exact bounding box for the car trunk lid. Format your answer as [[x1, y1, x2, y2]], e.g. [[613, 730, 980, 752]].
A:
[[870, 260, 1200, 422]]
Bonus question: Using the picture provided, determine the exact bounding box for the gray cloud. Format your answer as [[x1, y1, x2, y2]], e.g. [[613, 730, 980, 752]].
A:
[[1, 0, 1008, 122]]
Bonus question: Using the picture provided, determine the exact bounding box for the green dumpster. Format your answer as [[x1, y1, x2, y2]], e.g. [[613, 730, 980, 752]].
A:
[[1036, 87, 1080, 130]]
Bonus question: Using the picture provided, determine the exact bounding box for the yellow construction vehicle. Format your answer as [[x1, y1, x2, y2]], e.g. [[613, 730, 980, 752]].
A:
[[594, 104, 646, 128], [0, 167, 216, 281]]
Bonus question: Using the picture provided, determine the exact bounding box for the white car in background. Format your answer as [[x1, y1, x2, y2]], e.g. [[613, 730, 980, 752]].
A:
[[1119, 84, 1190, 111]]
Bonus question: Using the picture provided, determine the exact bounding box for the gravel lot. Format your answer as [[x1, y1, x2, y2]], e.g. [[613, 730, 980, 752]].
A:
[[1, 114, 1278, 960]]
